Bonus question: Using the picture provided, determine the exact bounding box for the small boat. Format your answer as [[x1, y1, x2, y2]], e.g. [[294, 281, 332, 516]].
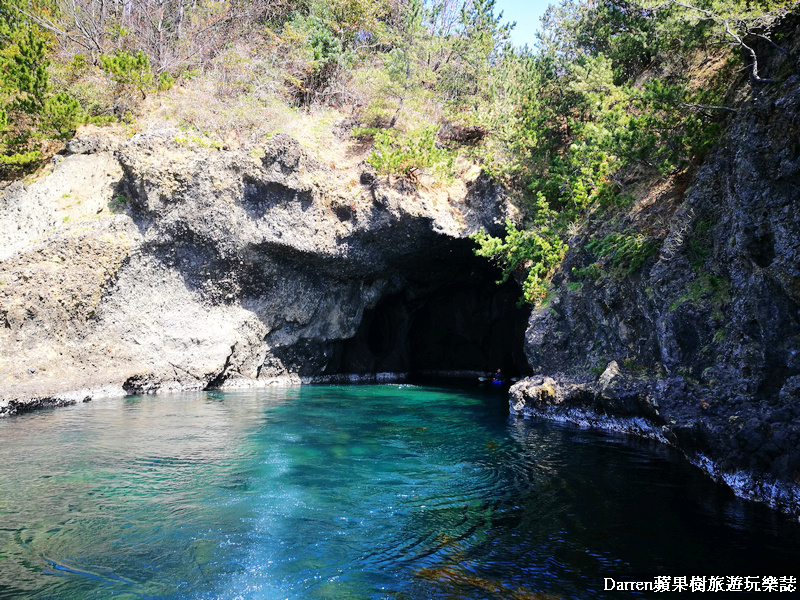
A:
[[478, 375, 518, 386]]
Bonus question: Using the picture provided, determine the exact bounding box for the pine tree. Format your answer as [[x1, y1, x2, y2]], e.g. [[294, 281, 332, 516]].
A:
[[4, 27, 51, 114], [100, 50, 154, 99]]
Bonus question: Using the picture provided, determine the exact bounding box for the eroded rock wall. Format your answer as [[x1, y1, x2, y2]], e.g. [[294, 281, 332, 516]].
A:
[[1, 129, 514, 413], [512, 31, 800, 517]]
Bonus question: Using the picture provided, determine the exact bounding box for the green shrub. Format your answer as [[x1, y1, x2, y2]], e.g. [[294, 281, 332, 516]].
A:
[[472, 219, 568, 305], [669, 273, 730, 317], [67, 53, 90, 80], [572, 263, 602, 280], [42, 92, 82, 138], [3, 28, 50, 114], [100, 50, 153, 99], [614, 79, 725, 174], [157, 72, 174, 92], [0, 149, 41, 167], [586, 230, 657, 275], [367, 126, 453, 182], [281, 13, 350, 104], [0, 23, 88, 176], [306, 16, 343, 64]]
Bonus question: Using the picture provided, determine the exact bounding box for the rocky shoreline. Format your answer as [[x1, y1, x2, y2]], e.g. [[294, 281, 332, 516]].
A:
[[0, 369, 499, 416], [0, 372, 410, 417], [510, 365, 800, 520], [506, 40, 800, 520]]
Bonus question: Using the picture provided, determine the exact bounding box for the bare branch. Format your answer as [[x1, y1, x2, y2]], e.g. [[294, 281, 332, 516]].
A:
[[678, 101, 736, 115], [752, 32, 790, 56], [652, 0, 780, 84]]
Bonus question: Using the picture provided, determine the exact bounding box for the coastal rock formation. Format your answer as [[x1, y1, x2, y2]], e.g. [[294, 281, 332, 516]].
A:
[[1, 21, 798, 521], [512, 38, 800, 517], [1, 129, 518, 413]]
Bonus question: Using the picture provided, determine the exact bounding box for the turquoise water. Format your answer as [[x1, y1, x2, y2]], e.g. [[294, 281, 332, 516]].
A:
[[0, 384, 798, 599]]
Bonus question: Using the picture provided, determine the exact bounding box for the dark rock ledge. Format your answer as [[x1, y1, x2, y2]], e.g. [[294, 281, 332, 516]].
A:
[[0, 386, 119, 416], [510, 362, 800, 520]]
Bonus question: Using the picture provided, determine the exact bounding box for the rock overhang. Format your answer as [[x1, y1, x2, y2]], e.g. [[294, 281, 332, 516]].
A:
[[0, 128, 523, 408]]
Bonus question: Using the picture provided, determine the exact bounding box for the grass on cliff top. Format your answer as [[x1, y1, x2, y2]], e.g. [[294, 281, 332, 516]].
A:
[[121, 50, 455, 186]]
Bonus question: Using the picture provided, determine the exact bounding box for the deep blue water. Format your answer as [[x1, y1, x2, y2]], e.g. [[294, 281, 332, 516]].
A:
[[0, 384, 798, 599]]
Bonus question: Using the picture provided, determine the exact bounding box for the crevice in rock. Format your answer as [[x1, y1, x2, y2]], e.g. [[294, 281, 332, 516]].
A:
[[749, 228, 776, 268], [206, 344, 236, 390]]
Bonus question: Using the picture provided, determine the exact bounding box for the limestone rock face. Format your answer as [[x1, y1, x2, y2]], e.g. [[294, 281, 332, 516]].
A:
[[1, 128, 515, 412], [515, 39, 800, 517]]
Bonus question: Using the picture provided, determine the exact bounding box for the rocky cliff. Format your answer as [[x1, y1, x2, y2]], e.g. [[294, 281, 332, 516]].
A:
[[510, 26, 800, 518], [2, 20, 799, 521], [1, 127, 520, 413]]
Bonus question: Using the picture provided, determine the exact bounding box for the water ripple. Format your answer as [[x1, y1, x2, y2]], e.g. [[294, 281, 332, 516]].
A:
[[0, 386, 799, 600]]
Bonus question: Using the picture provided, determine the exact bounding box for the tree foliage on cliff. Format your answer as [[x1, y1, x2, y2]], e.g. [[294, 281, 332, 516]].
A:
[[1, 0, 796, 301], [473, 217, 568, 305], [470, 0, 795, 303], [0, 1, 85, 174]]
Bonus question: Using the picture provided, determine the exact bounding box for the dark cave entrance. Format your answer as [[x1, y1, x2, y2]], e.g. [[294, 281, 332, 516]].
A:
[[328, 239, 531, 380]]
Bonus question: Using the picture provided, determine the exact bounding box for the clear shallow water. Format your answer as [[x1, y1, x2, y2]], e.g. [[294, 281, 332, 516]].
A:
[[0, 384, 798, 600]]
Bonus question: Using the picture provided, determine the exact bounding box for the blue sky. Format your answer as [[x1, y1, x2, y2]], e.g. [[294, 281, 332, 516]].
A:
[[494, 0, 554, 48]]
